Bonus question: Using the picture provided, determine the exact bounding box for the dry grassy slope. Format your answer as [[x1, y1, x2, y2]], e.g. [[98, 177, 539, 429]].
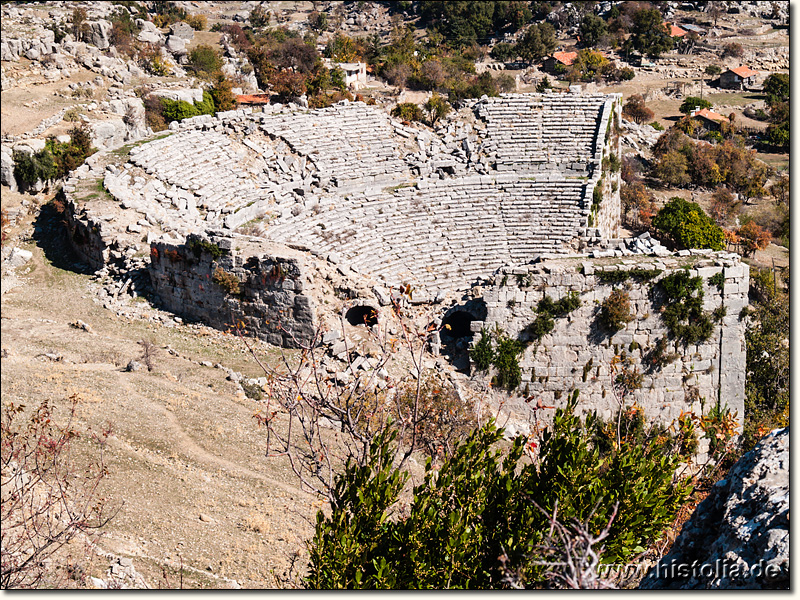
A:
[[1, 210, 322, 588]]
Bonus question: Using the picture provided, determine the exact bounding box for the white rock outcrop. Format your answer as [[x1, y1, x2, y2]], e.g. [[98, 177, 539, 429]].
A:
[[640, 428, 789, 589]]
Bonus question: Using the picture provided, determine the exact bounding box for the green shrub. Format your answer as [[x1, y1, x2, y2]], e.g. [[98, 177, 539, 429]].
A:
[[188, 44, 223, 79], [524, 292, 580, 344], [390, 102, 424, 122], [708, 271, 725, 292], [618, 67, 635, 81], [307, 393, 692, 589], [240, 380, 262, 400], [652, 197, 724, 251], [656, 270, 714, 346], [492, 333, 524, 390], [13, 148, 58, 187], [679, 96, 712, 115], [646, 336, 680, 370], [469, 329, 495, 372], [161, 98, 199, 123], [595, 268, 662, 284], [186, 237, 226, 259], [649, 121, 664, 131], [592, 180, 603, 211]]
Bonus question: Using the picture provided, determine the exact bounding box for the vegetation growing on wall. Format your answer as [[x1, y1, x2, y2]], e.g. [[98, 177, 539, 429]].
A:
[[524, 292, 581, 344], [741, 267, 789, 451], [599, 289, 634, 332], [212, 267, 241, 295], [654, 270, 714, 346], [594, 268, 662, 284], [186, 237, 226, 259]]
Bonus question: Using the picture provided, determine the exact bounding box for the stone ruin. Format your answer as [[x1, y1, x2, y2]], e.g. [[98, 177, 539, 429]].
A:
[[62, 91, 748, 431]]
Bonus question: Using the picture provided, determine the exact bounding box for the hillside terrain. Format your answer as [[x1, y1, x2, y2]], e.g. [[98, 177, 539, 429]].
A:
[[1, 0, 789, 589]]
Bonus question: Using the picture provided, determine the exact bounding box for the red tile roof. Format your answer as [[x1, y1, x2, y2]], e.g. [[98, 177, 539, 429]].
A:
[[692, 108, 727, 123], [236, 94, 270, 105], [669, 23, 687, 37], [730, 65, 758, 78], [551, 51, 578, 66]]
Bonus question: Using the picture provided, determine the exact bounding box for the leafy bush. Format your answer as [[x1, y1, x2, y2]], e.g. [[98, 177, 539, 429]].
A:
[[595, 268, 661, 284], [13, 148, 58, 188], [652, 197, 724, 251], [390, 102, 423, 122], [655, 270, 714, 346], [469, 329, 495, 372], [535, 75, 552, 92], [618, 67, 635, 81], [423, 93, 451, 126], [210, 75, 238, 112], [763, 73, 789, 106], [187, 44, 223, 79], [524, 292, 581, 344], [493, 333, 524, 390], [736, 221, 771, 257], [490, 42, 516, 62], [742, 268, 788, 450], [600, 289, 634, 332], [186, 237, 226, 259], [720, 42, 744, 59], [159, 91, 216, 123], [649, 120, 664, 131], [307, 393, 692, 589], [679, 96, 712, 115], [622, 94, 654, 124], [185, 13, 207, 31], [708, 272, 725, 292]]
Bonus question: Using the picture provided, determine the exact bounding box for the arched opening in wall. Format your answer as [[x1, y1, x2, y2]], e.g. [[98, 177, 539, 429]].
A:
[[346, 305, 378, 327], [441, 311, 475, 340], [439, 304, 484, 373]]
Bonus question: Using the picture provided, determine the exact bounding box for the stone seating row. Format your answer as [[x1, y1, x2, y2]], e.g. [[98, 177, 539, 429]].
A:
[[264, 177, 590, 292]]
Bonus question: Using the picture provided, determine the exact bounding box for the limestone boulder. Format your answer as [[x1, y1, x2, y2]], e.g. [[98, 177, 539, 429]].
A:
[[165, 35, 186, 55], [137, 29, 162, 44], [86, 19, 112, 50], [149, 88, 203, 104], [92, 119, 128, 150], [1, 39, 21, 61], [169, 21, 195, 40], [1, 146, 17, 192], [639, 427, 789, 590]]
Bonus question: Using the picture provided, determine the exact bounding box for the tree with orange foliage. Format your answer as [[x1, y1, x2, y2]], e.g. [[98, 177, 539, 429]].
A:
[[620, 181, 654, 230], [736, 221, 771, 257]]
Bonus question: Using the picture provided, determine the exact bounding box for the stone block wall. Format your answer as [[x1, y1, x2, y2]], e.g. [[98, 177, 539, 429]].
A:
[[589, 97, 622, 240], [471, 252, 748, 431], [64, 196, 113, 269], [148, 234, 317, 347]]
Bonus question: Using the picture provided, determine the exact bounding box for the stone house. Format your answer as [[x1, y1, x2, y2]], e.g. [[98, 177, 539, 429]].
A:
[[322, 59, 367, 90], [690, 107, 728, 131], [542, 51, 577, 73], [720, 66, 758, 90]]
